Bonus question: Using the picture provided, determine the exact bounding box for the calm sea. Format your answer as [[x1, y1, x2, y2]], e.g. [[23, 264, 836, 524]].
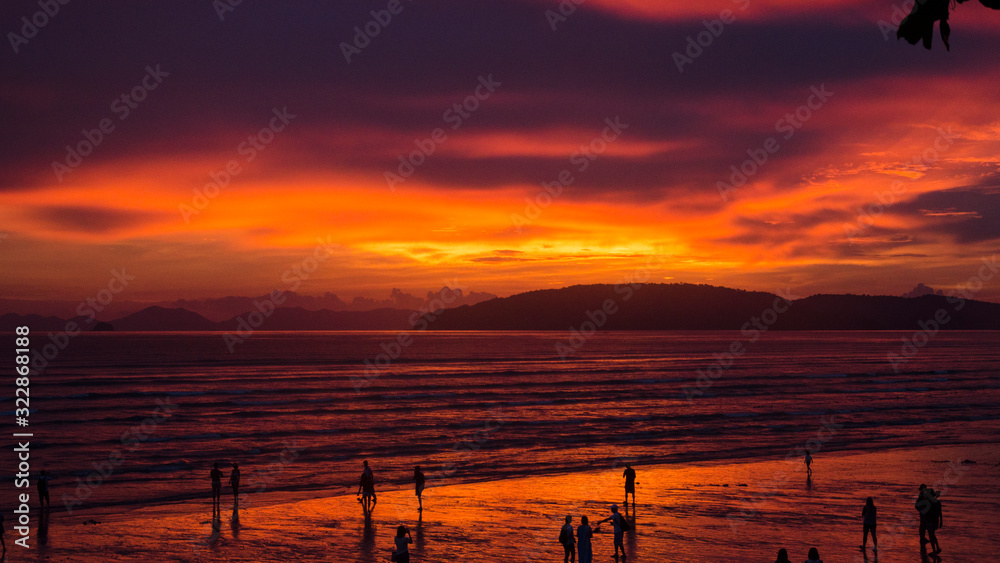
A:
[[6, 331, 999, 514]]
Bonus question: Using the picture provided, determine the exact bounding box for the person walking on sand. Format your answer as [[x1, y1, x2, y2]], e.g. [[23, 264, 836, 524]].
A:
[[915, 484, 929, 546], [804, 452, 813, 476], [413, 466, 425, 511], [577, 516, 594, 563], [804, 546, 823, 563], [925, 488, 943, 555], [392, 524, 412, 562], [622, 464, 636, 506], [861, 496, 878, 553], [211, 463, 223, 508], [597, 504, 627, 561], [559, 515, 575, 563], [774, 548, 790, 563], [37, 470, 51, 508], [357, 460, 377, 514], [229, 463, 241, 504]]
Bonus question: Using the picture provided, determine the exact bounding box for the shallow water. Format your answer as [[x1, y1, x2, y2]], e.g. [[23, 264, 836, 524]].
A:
[[23, 445, 1000, 562], [5, 331, 999, 518]]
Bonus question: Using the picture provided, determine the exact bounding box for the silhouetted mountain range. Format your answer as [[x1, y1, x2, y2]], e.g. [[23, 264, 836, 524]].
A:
[[2, 283, 999, 332], [0, 287, 496, 322], [424, 283, 1000, 330]]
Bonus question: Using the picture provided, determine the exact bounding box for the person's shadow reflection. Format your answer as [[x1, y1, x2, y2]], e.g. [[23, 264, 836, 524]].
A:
[[416, 511, 424, 554], [37, 507, 49, 549], [231, 505, 241, 538], [806, 474, 813, 491], [626, 506, 637, 559], [209, 511, 222, 546], [359, 513, 377, 563]]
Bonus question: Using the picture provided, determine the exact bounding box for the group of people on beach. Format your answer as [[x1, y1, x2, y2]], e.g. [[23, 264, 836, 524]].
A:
[[768, 482, 945, 562], [558, 503, 631, 563], [321, 458, 948, 562], [554, 464, 636, 563]]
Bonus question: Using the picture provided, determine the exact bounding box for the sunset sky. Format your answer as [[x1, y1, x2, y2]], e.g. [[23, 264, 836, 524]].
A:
[[2, 0, 999, 304]]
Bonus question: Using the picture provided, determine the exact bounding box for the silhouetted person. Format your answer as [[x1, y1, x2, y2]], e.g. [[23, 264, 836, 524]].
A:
[[597, 504, 627, 561], [37, 470, 51, 508], [915, 484, 929, 546], [210, 463, 223, 508], [804, 452, 812, 476], [559, 515, 575, 563], [861, 496, 878, 553], [805, 546, 823, 563], [357, 460, 376, 514], [229, 463, 241, 504], [925, 488, 943, 555], [413, 466, 425, 511], [622, 464, 636, 506], [775, 548, 790, 563], [577, 516, 594, 563], [392, 524, 412, 563]]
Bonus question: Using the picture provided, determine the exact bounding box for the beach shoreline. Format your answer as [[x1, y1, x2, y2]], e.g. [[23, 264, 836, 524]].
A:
[[18, 443, 1000, 562]]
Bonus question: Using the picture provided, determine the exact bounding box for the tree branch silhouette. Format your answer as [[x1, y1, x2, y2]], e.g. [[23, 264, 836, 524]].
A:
[[898, 0, 1000, 50]]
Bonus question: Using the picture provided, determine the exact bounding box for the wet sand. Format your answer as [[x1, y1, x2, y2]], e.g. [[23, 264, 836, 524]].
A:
[[17, 444, 1000, 562]]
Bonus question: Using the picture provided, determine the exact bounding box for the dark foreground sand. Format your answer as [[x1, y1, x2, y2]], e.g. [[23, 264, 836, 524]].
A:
[[12, 444, 1000, 562]]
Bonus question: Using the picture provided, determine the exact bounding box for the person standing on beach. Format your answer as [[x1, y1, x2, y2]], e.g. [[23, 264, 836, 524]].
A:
[[804, 546, 823, 563], [915, 484, 929, 546], [211, 463, 223, 509], [414, 466, 425, 511], [357, 460, 377, 514], [861, 496, 878, 553], [577, 516, 594, 563], [774, 548, 790, 563], [559, 515, 575, 563], [622, 464, 636, 506], [37, 470, 51, 508], [804, 452, 813, 475], [597, 504, 627, 561], [924, 488, 943, 555], [229, 463, 241, 504]]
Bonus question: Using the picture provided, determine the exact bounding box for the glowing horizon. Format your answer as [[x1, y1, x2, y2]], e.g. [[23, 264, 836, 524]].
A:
[[2, 1, 999, 304]]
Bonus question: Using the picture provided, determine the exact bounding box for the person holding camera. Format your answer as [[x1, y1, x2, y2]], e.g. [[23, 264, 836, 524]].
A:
[[392, 525, 413, 562]]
